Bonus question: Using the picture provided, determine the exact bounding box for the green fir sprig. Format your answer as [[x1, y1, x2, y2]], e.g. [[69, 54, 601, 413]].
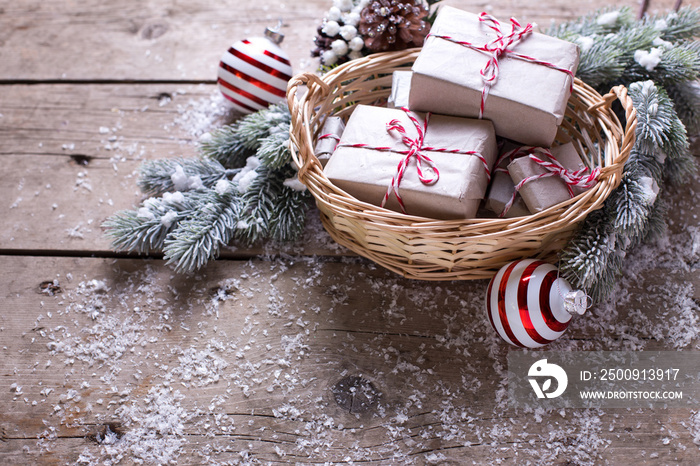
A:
[[560, 79, 695, 301], [555, 6, 699, 301], [104, 103, 310, 273]]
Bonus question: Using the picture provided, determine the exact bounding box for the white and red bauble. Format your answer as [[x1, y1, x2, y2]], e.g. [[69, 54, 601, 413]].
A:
[[485, 259, 587, 348], [217, 27, 293, 114]]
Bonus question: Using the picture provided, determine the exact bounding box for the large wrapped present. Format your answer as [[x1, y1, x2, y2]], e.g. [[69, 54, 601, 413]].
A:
[[323, 105, 498, 219], [409, 6, 579, 147]]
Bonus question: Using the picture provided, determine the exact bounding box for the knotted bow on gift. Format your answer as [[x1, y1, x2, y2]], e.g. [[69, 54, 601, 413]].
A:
[[499, 146, 600, 217], [337, 107, 491, 214], [427, 12, 575, 119]]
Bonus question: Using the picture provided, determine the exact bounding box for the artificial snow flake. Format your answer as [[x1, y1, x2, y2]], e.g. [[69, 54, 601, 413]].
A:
[[596, 11, 620, 26], [171, 165, 204, 191], [161, 211, 178, 228], [137, 207, 156, 221], [575, 36, 595, 53], [233, 157, 261, 192], [171, 165, 189, 191], [652, 37, 673, 49], [638, 177, 659, 206], [653, 18, 668, 31], [634, 48, 663, 71], [162, 191, 185, 204], [214, 179, 230, 196], [187, 175, 204, 190], [283, 177, 307, 192]]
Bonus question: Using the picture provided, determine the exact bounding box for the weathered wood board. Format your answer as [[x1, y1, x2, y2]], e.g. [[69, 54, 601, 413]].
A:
[[1, 0, 700, 463], [0, 0, 694, 82], [0, 255, 698, 465], [0, 83, 345, 256]]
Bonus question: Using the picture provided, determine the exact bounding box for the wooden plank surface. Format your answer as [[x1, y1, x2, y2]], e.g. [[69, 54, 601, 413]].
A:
[[0, 255, 698, 465], [0, 83, 344, 256], [1, 0, 699, 464], [0, 0, 692, 82]]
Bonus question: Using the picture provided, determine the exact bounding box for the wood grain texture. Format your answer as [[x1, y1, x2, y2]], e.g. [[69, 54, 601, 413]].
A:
[[0, 83, 345, 256], [0, 0, 694, 82], [1, 0, 699, 463], [0, 256, 698, 465]]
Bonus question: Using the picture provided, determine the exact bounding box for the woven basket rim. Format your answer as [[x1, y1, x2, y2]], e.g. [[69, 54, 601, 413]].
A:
[[287, 48, 637, 279]]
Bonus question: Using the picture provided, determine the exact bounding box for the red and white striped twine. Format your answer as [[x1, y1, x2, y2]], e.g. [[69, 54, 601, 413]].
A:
[[427, 12, 575, 119], [499, 146, 600, 217], [337, 107, 491, 214], [318, 132, 341, 152]]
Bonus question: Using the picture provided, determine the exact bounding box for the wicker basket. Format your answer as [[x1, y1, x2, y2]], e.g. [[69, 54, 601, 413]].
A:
[[287, 48, 637, 281]]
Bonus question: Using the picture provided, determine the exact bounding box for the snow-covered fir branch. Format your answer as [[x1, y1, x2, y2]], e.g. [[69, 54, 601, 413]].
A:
[[103, 191, 203, 253], [549, 7, 700, 93], [138, 158, 237, 196], [104, 103, 309, 273], [163, 182, 241, 273], [560, 78, 695, 301]]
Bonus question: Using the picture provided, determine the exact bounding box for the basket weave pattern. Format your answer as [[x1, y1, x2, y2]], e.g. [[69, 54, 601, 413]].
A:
[[288, 48, 637, 280]]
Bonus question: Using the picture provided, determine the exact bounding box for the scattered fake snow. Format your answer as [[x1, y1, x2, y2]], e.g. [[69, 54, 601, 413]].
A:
[[634, 48, 663, 72], [11, 71, 699, 465], [23, 176, 700, 464], [232, 156, 261, 192], [170, 164, 204, 192], [160, 210, 178, 228], [283, 176, 308, 192], [596, 11, 620, 26]]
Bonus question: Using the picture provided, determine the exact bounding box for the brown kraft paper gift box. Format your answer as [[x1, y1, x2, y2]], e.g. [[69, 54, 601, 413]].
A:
[[323, 105, 498, 219], [387, 70, 412, 109], [484, 143, 531, 218], [409, 6, 579, 147], [314, 116, 346, 167], [507, 142, 593, 214]]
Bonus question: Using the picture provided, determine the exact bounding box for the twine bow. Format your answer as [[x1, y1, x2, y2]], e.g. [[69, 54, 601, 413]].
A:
[[428, 12, 575, 119], [381, 111, 440, 213], [337, 107, 491, 214], [499, 146, 600, 217]]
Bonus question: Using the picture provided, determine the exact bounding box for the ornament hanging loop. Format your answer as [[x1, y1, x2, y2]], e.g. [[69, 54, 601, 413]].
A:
[[564, 290, 588, 316], [265, 19, 285, 44]]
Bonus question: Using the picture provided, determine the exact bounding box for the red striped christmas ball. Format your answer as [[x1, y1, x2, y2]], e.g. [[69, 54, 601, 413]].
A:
[[217, 30, 293, 114], [485, 259, 586, 348]]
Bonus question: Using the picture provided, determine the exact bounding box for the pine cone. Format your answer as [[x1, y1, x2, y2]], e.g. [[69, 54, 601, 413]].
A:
[[359, 0, 429, 53], [312, 23, 354, 66], [311, 25, 342, 61]]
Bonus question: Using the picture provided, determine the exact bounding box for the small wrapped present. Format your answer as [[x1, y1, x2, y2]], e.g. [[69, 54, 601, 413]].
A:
[[409, 6, 579, 147], [484, 143, 530, 218], [506, 142, 599, 214], [387, 70, 412, 109], [323, 105, 498, 219], [314, 116, 345, 167]]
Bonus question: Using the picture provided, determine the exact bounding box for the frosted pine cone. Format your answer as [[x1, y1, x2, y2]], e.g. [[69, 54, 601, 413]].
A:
[[359, 0, 429, 52]]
